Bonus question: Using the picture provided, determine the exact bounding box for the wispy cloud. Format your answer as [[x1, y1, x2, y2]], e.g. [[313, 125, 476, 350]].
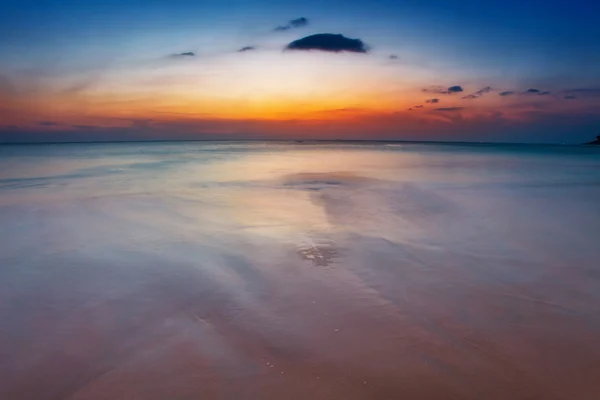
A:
[[274, 17, 309, 32], [238, 46, 256, 52], [564, 87, 600, 97], [168, 52, 196, 59], [461, 86, 492, 99], [499, 91, 515, 96], [285, 34, 369, 53], [425, 98, 440, 103], [422, 85, 463, 95]]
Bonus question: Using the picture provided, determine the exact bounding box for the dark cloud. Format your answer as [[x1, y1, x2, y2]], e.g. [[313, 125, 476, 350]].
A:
[[425, 98, 439, 103], [38, 121, 57, 126], [434, 107, 464, 112], [274, 17, 309, 32], [564, 95, 576, 100], [285, 34, 369, 53], [238, 46, 256, 52], [422, 85, 463, 95], [407, 108, 413, 111], [499, 91, 515, 96], [414, 105, 424, 108], [522, 88, 550, 96], [462, 86, 492, 99], [389, 54, 398, 59]]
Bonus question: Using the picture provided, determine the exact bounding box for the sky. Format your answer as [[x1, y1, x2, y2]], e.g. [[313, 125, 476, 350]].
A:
[[0, 0, 599, 143]]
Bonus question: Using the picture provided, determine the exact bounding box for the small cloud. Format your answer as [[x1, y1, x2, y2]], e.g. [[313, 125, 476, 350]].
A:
[[169, 52, 195, 59], [389, 54, 398, 59], [434, 107, 464, 112], [499, 91, 515, 96], [275, 17, 309, 32], [462, 86, 492, 99], [422, 85, 463, 95], [414, 105, 424, 108], [425, 98, 439, 103], [290, 17, 309, 28], [407, 108, 413, 111], [238, 46, 256, 52], [38, 121, 57, 126], [285, 34, 369, 53], [522, 88, 550, 96], [564, 95, 576, 100]]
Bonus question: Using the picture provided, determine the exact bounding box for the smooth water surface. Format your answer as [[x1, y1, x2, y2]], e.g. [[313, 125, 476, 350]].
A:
[[1, 141, 600, 399]]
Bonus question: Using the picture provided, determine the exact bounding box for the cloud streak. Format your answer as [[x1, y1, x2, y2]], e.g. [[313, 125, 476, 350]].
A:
[[285, 34, 369, 53], [238, 46, 256, 52]]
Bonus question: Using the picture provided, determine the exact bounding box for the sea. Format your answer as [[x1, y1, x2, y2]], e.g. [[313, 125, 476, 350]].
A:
[[1, 141, 600, 399]]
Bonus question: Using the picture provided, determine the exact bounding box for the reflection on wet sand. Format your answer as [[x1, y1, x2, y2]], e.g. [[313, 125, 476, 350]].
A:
[[1, 142, 600, 399]]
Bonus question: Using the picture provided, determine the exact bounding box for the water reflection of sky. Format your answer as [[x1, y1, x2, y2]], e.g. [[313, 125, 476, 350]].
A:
[[1, 142, 600, 399]]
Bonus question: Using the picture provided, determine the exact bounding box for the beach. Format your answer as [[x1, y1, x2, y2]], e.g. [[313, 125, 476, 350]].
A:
[[1, 141, 600, 399]]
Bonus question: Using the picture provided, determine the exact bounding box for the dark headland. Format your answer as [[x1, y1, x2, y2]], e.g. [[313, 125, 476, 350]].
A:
[[585, 136, 600, 145]]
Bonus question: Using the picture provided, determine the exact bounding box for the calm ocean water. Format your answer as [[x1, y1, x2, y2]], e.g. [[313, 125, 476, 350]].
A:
[[1, 141, 600, 399]]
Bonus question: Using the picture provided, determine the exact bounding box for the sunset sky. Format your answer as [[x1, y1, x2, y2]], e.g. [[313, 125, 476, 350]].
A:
[[1, 0, 599, 143]]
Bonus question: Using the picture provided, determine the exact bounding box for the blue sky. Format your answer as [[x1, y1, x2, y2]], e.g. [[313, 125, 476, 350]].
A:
[[1, 0, 599, 142]]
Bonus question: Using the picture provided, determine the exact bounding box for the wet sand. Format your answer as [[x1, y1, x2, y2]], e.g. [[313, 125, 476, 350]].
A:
[[1, 142, 600, 399]]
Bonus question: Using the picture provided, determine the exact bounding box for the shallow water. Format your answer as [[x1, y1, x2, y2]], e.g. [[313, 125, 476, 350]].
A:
[[1, 141, 600, 399]]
